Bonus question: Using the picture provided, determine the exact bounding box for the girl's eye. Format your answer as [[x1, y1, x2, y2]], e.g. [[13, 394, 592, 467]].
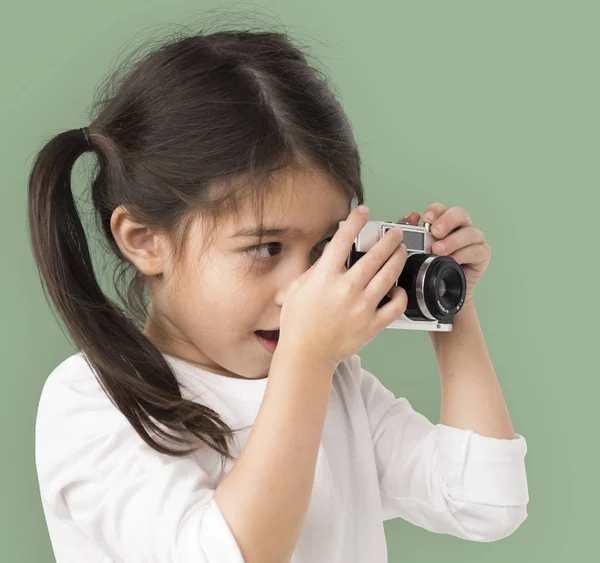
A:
[[245, 242, 282, 260], [245, 237, 334, 261]]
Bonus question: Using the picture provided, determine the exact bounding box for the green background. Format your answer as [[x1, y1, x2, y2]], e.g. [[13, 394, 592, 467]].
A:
[[2, 1, 596, 561]]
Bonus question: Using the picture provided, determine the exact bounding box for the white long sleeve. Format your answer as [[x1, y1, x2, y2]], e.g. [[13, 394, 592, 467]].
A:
[[36, 351, 529, 562], [35, 355, 245, 562], [348, 353, 529, 542]]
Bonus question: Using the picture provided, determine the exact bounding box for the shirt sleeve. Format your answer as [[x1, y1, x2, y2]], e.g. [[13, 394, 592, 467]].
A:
[[347, 353, 529, 542], [35, 359, 245, 562]]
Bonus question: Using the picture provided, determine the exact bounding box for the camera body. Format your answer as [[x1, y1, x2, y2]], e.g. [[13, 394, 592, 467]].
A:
[[339, 219, 467, 332]]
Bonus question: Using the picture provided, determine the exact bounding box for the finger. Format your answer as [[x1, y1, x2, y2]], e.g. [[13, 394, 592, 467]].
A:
[[346, 225, 404, 289], [430, 207, 472, 239], [431, 226, 484, 256], [363, 242, 408, 307], [421, 202, 448, 224], [449, 243, 489, 266], [396, 212, 420, 226], [373, 284, 408, 331], [321, 205, 371, 272], [406, 211, 420, 226]]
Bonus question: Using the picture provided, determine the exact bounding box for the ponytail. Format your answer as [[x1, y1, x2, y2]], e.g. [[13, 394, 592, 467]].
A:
[[27, 128, 238, 467], [27, 29, 365, 467]]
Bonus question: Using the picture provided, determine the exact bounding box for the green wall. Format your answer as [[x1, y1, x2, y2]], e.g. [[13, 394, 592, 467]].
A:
[[2, 1, 596, 561]]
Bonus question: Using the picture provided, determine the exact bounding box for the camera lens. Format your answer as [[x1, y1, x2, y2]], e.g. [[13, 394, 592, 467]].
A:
[[389, 253, 467, 321], [438, 268, 463, 310]]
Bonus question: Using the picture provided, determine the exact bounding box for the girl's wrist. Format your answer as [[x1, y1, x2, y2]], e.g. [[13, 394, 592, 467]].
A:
[[271, 339, 338, 381]]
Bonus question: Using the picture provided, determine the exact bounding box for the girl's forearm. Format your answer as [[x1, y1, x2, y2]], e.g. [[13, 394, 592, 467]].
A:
[[214, 345, 335, 563], [429, 298, 517, 440]]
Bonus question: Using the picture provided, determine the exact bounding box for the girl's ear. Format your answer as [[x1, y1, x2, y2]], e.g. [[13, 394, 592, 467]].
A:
[[110, 205, 168, 277]]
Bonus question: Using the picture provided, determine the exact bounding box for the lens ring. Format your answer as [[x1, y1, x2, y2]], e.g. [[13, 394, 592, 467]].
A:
[[395, 253, 467, 321]]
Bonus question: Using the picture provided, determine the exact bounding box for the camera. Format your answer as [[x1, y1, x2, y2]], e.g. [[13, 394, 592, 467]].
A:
[[339, 219, 467, 332]]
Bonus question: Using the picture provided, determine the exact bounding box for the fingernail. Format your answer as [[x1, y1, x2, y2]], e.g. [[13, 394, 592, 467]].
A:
[[356, 205, 369, 214], [432, 223, 444, 235], [422, 212, 434, 221]]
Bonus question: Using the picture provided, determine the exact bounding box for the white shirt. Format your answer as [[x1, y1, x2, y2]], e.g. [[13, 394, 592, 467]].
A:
[[35, 351, 529, 562]]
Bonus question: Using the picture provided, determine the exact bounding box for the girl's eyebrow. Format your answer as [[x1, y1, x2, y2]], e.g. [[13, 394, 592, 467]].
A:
[[231, 218, 344, 239]]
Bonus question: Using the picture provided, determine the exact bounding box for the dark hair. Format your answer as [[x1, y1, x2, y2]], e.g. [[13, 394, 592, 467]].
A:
[[27, 20, 364, 469]]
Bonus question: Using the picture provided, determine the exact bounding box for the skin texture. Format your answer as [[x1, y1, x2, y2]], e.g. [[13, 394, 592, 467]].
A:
[[110, 164, 351, 380]]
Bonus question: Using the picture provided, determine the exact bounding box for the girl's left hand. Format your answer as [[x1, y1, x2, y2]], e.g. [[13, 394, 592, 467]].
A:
[[397, 204, 491, 305]]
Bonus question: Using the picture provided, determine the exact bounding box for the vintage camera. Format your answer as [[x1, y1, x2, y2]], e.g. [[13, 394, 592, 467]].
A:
[[339, 219, 467, 332]]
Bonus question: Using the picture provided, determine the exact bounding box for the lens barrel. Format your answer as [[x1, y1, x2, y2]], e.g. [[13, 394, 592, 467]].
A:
[[378, 253, 466, 322]]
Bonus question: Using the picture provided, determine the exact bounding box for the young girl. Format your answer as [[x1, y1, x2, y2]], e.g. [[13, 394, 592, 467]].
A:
[[28, 29, 528, 563]]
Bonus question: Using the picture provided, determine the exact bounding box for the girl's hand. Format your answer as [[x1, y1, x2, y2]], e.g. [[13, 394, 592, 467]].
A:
[[278, 206, 409, 370], [397, 204, 491, 305]]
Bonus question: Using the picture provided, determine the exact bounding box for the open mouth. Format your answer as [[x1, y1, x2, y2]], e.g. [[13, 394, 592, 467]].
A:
[[255, 329, 280, 341]]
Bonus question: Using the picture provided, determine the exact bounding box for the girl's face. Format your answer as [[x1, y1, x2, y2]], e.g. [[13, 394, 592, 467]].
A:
[[143, 166, 351, 380]]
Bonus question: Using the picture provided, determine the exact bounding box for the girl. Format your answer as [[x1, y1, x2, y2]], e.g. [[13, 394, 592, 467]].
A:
[[28, 29, 528, 563]]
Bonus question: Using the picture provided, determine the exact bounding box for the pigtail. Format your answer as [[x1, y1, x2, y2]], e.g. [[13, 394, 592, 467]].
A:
[[27, 128, 237, 466], [27, 28, 365, 467]]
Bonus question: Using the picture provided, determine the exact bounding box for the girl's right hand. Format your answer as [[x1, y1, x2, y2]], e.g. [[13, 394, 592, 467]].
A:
[[277, 206, 409, 370]]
